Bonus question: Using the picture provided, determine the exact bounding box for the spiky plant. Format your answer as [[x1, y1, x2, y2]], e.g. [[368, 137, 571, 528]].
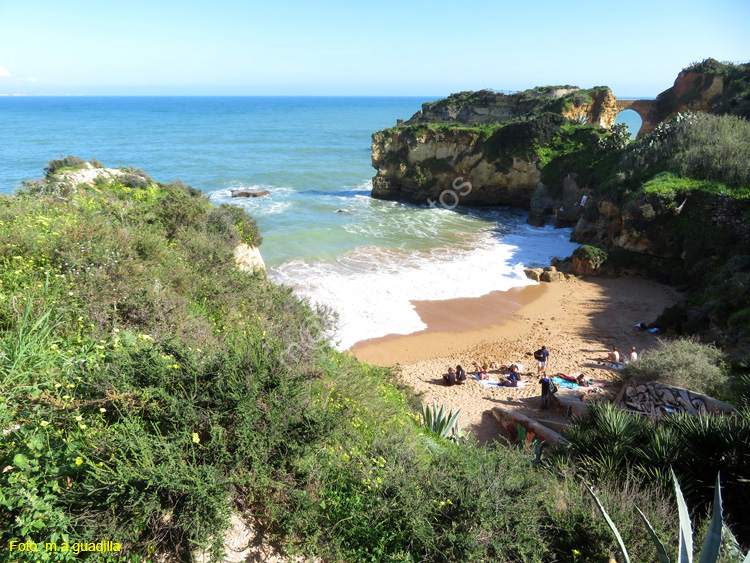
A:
[[420, 401, 466, 442], [565, 402, 650, 476], [587, 470, 750, 563]]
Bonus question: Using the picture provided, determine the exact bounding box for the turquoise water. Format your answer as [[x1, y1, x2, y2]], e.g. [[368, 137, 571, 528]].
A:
[[614, 108, 644, 138], [0, 97, 579, 347]]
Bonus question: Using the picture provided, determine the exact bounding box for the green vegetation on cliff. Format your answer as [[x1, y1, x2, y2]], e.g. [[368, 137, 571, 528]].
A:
[[680, 58, 750, 118]]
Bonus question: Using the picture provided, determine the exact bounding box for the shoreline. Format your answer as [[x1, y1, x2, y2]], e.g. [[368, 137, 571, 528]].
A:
[[350, 283, 550, 366], [350, 277, 683, 445]]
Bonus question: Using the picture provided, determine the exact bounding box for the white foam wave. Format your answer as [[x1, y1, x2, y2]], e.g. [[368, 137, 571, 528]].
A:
[[269, 228, 575, 351]]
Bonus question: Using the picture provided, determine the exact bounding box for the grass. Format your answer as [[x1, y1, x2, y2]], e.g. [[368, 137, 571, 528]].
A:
[[641, 172, 750, 200]]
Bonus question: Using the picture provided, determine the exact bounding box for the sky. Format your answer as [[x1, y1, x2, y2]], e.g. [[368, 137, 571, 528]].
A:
[[0, 0, 748, 97]]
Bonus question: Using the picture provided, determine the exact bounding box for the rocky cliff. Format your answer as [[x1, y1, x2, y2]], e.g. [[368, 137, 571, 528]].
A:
[[371, 86, 623, 220], [371, 126, 543, 207]]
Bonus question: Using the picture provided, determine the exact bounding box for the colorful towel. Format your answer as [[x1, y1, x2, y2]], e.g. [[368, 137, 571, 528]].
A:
[[552, 376, 579, 389], [556, 372, 580, 382]]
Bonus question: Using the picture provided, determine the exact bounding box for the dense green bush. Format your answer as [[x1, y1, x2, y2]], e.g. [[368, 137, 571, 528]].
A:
[[615, 112, 750, 193], [485, 112, 567, 160], [619, 337, 726, 396]]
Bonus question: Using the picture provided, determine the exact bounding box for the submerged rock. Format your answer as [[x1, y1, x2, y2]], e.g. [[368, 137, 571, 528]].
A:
[[231, 188, 270, 198]]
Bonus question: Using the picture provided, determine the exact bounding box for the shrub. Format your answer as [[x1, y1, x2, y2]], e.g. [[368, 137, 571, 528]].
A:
[[485, 112, 567, 160], [616, 112, 750, 194], [44, 155, 87, 175], [573, 245, 608, 262], [118, 173, 149, 189], [619, 337, 725, 396]]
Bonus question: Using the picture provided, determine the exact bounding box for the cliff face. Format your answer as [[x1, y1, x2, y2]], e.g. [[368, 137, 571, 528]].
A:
[[371, 127, 542, 206], [656, 69, 728, 120], [562, 89, 619, 128], [371, 87, 620, 217], [572, 191, 750, 262]]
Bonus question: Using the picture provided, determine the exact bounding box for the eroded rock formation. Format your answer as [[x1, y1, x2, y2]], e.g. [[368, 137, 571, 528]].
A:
[[371, 127, 542, 206]]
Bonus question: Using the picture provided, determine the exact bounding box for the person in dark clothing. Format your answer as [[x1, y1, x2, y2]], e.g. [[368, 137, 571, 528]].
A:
[[534, 346, 550, 374], [539, 373, 551, 409], [443, 367, 456, 386], [455, 365, 467, 384]]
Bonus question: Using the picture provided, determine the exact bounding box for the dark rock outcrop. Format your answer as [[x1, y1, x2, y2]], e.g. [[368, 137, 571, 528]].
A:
[[232, 188, 270, 198]]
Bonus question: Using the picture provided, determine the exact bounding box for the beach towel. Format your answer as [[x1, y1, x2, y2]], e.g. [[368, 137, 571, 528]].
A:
[[556, 373, 580, 382], [474, 374, 500, 388], [552, 376, 579, 389]]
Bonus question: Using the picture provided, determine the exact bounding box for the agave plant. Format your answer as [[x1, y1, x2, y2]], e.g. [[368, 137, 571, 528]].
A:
[[587, 470, 750, 563], [420, 401, 466, 442]]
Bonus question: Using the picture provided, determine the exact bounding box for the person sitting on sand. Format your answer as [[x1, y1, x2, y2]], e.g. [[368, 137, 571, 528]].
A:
[[508, 364, 521, 380], [456, 365, 467, 384], [474, 363, 488, 380], [443, 367, 456, 386], [607, 346, 620, 363], [628, 347, 638, 362]]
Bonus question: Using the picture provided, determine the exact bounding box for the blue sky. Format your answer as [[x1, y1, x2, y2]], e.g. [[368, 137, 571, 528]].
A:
[[0, 0, 748, 97]]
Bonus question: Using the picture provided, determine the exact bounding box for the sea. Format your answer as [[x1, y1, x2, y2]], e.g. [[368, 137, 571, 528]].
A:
[[0, 97, 641, 349]]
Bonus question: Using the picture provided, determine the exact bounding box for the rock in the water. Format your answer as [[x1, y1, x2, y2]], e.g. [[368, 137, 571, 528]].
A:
[[335, 209, 350, 213], [231, 188, 270, 198]]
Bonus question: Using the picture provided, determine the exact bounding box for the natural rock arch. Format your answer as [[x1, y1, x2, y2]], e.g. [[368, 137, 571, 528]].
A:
[[615, 99, 659, 138]]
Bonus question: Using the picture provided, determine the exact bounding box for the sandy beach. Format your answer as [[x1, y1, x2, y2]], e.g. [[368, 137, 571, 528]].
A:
[[351, 277, 683, 445]]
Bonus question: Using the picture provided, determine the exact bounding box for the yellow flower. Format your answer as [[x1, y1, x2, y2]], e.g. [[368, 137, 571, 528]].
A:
[[192, 433, 200, 444], [40, 420, 49, 426], [100, 408, 106, 413], [79, 424, 87, 430], [75, 457, 83, 465], [75, 415, 83, 421]]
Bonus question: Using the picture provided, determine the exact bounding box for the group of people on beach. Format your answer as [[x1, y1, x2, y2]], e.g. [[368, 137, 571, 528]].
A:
[[606, 345, 638, 364], [442, 365, 467, 386], [440, 340, 643, 413]]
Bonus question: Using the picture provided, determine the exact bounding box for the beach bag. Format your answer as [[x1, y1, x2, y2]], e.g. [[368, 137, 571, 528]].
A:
[[548, 380, 558, 394]]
